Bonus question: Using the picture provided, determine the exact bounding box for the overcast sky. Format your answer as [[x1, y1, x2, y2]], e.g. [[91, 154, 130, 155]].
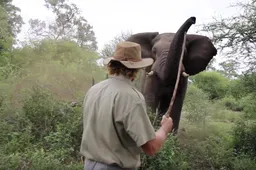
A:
[[13, 0, 240, 52]]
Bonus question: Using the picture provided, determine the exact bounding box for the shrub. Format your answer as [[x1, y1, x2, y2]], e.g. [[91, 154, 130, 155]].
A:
[[219, 96, 243, 112], [0, 149, 83, 170], [10, 39, 106, 102], [183, 85, 212, 124], [190, 71, 230, 100], [227, 78, 247, 99], [239, 94, 256, 119], [140, 136, 189, 170], [210, 108, 241, 123], [231, 154, 256, 170], [0, 85, 83, 169], [232, 120, 256, 158]]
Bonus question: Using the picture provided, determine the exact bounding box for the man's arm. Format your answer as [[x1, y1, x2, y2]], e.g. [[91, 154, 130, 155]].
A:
[[141, 118, 172, 156], [122, 99, 173, 156]]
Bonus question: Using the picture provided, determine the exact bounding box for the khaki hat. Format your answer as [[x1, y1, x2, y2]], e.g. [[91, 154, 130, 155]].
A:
[[103, 41, 154, 69]]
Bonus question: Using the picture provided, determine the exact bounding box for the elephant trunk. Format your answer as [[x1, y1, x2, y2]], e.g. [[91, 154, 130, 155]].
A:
[[157, 17, 196, 85]]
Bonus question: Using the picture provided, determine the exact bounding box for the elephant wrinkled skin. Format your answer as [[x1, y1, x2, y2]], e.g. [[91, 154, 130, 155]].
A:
[[126, 17, 217, 133]]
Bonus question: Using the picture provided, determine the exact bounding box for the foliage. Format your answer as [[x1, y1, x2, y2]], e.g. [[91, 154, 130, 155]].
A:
[[0, 86, 84, 169], [0, 0, 24, 38], [26, 0, 97, 51], [1, 0, 256, 169], [190, 71, 230, 100], [183, 85, 211, 124], [1, 72, 256, 169], [227, 78, 247, 99], [0, 150, 83, 170], [100, 31, 132, 58], [201, 0, 256, 72], [239, 94, 256, 119], [7, 39, 105, 102], [0, 0, 23, 80], [0, 5, 13, 51], [240, 72, 256, 95], [139, 88, 256, 170], [232, 119, 256, 158], [140, 136, 190, 170], [218, 59, 240, 79], [218, 96, 243, 112]]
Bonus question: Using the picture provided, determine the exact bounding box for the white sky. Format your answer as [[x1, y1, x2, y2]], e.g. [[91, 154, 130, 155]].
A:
[[12, 0, 242, 67]]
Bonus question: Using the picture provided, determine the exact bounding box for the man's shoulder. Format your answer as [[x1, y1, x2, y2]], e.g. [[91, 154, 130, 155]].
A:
[[89, 79, 108, 90], [115, 83, 145, 103], [87, 78, 145, 101], [84, 79, 108, 96]]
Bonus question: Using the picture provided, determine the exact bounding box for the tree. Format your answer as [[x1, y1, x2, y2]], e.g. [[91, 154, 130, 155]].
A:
[[201, 0, 256, 73], [100, 31, 132, 58], [0, 0, 23, 50], [218, 59, 239, 79], [0, 1, 23, 79], [0, 5, 12, 51], [0, 0, 24, 38], [27, 0, 97, 51]]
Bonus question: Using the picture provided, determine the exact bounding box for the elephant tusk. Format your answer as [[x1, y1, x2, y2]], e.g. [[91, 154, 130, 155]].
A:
[[146, 71, 154, 77], [182, 72, 190, 77]]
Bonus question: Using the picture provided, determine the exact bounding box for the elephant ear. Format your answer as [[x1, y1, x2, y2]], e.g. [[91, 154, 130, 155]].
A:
[[126, 32, 159, 61], [183, 34, 217, 75]]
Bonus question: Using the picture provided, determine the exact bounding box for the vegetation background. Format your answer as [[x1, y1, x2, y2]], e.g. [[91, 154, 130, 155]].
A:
[[0, 0, 255, 169]]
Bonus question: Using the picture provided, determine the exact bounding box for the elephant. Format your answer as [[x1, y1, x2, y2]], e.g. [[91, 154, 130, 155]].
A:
[[126, 16, 217, 134]]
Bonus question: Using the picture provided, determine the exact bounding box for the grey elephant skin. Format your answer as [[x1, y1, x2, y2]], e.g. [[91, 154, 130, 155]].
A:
[[126, 17, 217, 134]]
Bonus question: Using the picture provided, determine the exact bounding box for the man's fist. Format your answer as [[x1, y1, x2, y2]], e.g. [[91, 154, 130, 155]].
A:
[[160, 115, 173, 133]]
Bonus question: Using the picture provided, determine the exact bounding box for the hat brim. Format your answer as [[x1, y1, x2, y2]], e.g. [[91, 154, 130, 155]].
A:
[[103, 57, 154, 69]]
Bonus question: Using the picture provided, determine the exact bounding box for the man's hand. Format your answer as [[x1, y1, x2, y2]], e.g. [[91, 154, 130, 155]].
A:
[[160, 115, 173, 134], [141, 115, 173, 156]]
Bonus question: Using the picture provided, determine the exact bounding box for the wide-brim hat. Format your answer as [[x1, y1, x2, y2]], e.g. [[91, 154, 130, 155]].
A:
[[103, 41, 154, 69]]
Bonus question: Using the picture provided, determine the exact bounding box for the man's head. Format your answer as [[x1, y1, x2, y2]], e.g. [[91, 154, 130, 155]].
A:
[[103, 41, 154, 80]]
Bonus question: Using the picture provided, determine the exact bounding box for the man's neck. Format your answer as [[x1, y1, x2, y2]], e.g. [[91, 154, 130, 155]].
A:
[[109, 74, 134, 83]]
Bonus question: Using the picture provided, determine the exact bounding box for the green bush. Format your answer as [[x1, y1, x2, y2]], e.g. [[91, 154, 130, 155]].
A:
[[190, 71, 230, 100], [0, 86, 83, 169], [183, 85, 212, 124], [240, 72, 256, 95], [140, 136, 190, 170], [219, 96, 243, 112], [1, 50, 256, 170], [210, 108, 241, 123], [227, 79, 247, 99], [0, 149, 83, 170], [231, 154, 256, 170], [239, 94, 256, 119], [232, 120, 256, 158], [9, 39, 106, 102]]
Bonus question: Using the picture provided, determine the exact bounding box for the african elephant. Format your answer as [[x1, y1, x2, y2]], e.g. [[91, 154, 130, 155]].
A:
[[126, 17, 217, 133]]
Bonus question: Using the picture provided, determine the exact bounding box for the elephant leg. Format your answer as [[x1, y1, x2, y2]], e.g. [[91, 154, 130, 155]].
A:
[[157, 94, 170, 117], [143, 74, 160, 115], [157, 77, 188, 134]]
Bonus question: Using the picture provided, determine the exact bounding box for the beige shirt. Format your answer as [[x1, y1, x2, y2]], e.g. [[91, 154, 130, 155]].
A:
[[80, 74, 156, 168]]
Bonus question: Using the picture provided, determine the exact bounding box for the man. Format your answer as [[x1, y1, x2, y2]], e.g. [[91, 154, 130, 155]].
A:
[[80, 41, 173, 170]]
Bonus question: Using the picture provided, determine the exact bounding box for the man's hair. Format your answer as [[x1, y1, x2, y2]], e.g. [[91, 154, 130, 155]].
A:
[[107, 60, 139, 80]]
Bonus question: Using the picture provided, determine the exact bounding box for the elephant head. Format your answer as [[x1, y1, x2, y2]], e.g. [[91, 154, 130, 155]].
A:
[[126, 17, 217, 132]]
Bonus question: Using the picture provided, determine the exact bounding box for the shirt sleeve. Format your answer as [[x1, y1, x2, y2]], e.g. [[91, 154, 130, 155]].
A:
[[122, 101, 156, 147]]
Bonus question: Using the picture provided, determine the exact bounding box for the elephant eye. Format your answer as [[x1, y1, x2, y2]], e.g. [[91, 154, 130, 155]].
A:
[[152, 48, 157, 55]]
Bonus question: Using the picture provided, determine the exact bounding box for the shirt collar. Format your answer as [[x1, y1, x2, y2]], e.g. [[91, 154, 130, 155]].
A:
[[109, 74, 134, 86]]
